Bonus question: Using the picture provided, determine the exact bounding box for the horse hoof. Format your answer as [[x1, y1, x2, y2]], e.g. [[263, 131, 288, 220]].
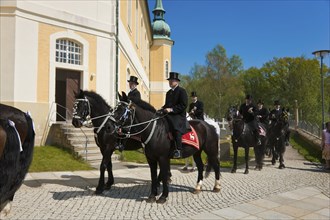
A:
[[146, 196, 156, 203], [156, 196, 167, 204], [167, 178, 172, 184], [192, 189, 201, 194], [213, 187, 221, 193], [95, 189, 103, 195], [244, 170, 249, 174], [104, 184, 112, 190], [231, 169, 236, 173], [279, 164, 285, 169]]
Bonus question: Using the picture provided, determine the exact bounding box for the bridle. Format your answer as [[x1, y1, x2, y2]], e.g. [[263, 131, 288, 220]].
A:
[[113, 101, 166, 144], [72, 97, 116, 133]]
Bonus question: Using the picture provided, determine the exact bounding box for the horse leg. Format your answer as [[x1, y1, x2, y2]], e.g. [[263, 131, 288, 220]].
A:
[[192, 152, 204, 194], [95, 157, 106, 194], [208, 154, 221, 192], [231, 145, 238, 173], [279, 144, 286, 169], [244, 147, 249, 174], [146, 159, 158, 203], [156, 157, 170, 204], [157, 166, 172, 187], [271, 145, 276, 165], [105, 157, 114, 190]]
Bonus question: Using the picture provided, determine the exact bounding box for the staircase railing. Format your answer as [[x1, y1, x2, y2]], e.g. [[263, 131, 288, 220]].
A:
[[41, 102, 89, 160]]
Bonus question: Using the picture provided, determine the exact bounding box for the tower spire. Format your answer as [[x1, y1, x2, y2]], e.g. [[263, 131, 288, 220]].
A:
[[152, 0, 171, 39]]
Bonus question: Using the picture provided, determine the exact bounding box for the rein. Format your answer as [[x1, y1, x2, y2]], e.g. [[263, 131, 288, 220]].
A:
[[114, 101, 168, 144]]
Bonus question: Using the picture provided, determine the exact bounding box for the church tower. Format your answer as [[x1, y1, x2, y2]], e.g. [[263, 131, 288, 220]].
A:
[[149, 0, 174, 108]]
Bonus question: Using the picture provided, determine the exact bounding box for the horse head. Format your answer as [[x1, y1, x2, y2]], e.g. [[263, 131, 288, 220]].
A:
[[113, 92, 135, 129], [72, 90, 92, 128], [72, 90, 113, 129]]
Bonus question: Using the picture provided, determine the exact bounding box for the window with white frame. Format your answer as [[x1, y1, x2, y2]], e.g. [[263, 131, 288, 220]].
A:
[[165, 61, 169, 78], [55, 39, 82, 65]]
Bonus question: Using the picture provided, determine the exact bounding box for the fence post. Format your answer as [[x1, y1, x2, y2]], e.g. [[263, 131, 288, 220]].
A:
[[294, 100, 299, 130]]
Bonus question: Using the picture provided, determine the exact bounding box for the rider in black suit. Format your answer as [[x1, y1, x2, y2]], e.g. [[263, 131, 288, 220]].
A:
[[239, 94, 261, 145], [269, 100, 290, 145], [161, 72, 188, 159], [127, 76, 141, 103], [188, 91, 204, 120], [115, 76, 141, 151], [256, 99, 269, 125]]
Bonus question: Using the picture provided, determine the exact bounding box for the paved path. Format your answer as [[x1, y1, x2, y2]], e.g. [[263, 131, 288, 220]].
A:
[[2, 145, 330, 219]]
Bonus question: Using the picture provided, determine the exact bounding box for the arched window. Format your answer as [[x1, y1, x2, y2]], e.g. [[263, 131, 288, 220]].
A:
[[55, 39, 82, 65]]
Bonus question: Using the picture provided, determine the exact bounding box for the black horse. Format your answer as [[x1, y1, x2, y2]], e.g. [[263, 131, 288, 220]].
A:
[[267, 108, 289, 169], [112, 92, 221, 204], [0, 104, 35, 216], [71, 90, 170, 194], [226, 106, 266, 174]]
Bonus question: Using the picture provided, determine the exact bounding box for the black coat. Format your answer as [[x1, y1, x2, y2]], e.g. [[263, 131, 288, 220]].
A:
[[269, 108, 282, 121], [188, 100, 204, 120], [128, 88, 141, 103], [239, 102, 258, 123], [256, 107, 269, 124], [162, 86, 188, 134]]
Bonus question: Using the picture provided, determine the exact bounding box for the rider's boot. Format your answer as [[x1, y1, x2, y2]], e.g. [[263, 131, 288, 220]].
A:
[[173, 133, 183, 159]]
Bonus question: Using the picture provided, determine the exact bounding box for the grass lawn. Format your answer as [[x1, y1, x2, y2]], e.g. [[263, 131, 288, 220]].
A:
[[290, 133, 322, 163], [29, 133, 321, 172], [29, 146, 94, 172], [117, 146, 252, 169]]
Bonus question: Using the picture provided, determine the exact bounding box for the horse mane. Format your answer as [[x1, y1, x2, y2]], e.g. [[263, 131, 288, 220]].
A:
[[134, 99, 156, 113], [81, 90, 112, 110]]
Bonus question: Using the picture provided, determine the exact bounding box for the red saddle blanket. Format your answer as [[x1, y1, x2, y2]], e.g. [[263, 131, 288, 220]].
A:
[[182, 126, 200, 150]]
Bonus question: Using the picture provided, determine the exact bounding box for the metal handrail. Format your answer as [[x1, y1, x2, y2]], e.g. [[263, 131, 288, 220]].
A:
[[40, 102, 89, 160]]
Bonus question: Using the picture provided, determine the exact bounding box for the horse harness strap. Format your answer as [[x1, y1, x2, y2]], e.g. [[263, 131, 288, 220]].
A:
[[143, 120, 157, 145], [95, 114, 116, 134]]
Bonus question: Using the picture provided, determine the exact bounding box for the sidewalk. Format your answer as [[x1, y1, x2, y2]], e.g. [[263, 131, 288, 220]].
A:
[[2, 145, 330, 219]]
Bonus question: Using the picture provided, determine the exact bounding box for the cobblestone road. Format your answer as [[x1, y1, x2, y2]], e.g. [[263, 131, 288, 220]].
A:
[[2, 145, 330, 219]]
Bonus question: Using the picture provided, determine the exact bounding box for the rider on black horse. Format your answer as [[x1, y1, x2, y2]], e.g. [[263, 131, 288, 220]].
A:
[[256, 99, 269, 125], [160, 72, 189, 159], [269, 100, 290, 146], [115, 76, 141, 151], [239, 94, 262, 145]]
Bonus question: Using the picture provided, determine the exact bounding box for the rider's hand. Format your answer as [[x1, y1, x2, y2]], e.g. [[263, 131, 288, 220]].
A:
[[248, 107, 253, 113], [164, 108, 173, 113]]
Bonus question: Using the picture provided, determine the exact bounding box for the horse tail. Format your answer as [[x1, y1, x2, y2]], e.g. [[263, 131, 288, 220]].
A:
[[0, 119, 21, 208], [19, 113, 35, 177]]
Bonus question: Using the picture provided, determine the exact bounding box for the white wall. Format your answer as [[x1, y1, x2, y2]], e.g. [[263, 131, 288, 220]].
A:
[[14, 16, 38, 102], [96, 36, 116, 107], [0, 15, 15, 101]]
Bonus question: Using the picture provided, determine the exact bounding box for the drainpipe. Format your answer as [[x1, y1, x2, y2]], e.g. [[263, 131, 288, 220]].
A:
[[115, 0, 119, 103]]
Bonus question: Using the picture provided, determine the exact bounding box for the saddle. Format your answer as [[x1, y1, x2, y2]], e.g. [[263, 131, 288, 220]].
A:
[[168, 125, 200, 150]]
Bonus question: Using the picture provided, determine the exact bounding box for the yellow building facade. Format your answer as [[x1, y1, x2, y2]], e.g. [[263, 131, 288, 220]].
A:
[[0, 0, 173, 145]]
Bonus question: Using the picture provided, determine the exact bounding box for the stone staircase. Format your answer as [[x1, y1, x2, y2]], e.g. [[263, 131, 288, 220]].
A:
[[46, 123, 120, 168]]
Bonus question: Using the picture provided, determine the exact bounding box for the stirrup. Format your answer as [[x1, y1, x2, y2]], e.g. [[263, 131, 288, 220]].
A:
[[173, 150, 182, 159]]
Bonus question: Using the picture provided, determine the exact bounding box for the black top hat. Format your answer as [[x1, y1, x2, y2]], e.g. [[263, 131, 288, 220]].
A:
[[274, 100, 280, 105], [191, 91, 197, 97], [127, 76, 139, 85], [257, 99, 264, 105], [167, 72, 180, 81], [245, 94, 252, 100]]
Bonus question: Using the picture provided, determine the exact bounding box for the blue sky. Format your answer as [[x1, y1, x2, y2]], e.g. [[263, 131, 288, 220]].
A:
[[148, 0, 330, 75]]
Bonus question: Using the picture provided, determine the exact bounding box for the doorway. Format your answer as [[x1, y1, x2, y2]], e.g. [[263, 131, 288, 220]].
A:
[[55, 69, 81, 121]]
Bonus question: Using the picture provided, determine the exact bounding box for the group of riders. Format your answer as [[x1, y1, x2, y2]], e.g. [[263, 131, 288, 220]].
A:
[[116, 71, 290, 159], [239, 94, 290, 147]]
